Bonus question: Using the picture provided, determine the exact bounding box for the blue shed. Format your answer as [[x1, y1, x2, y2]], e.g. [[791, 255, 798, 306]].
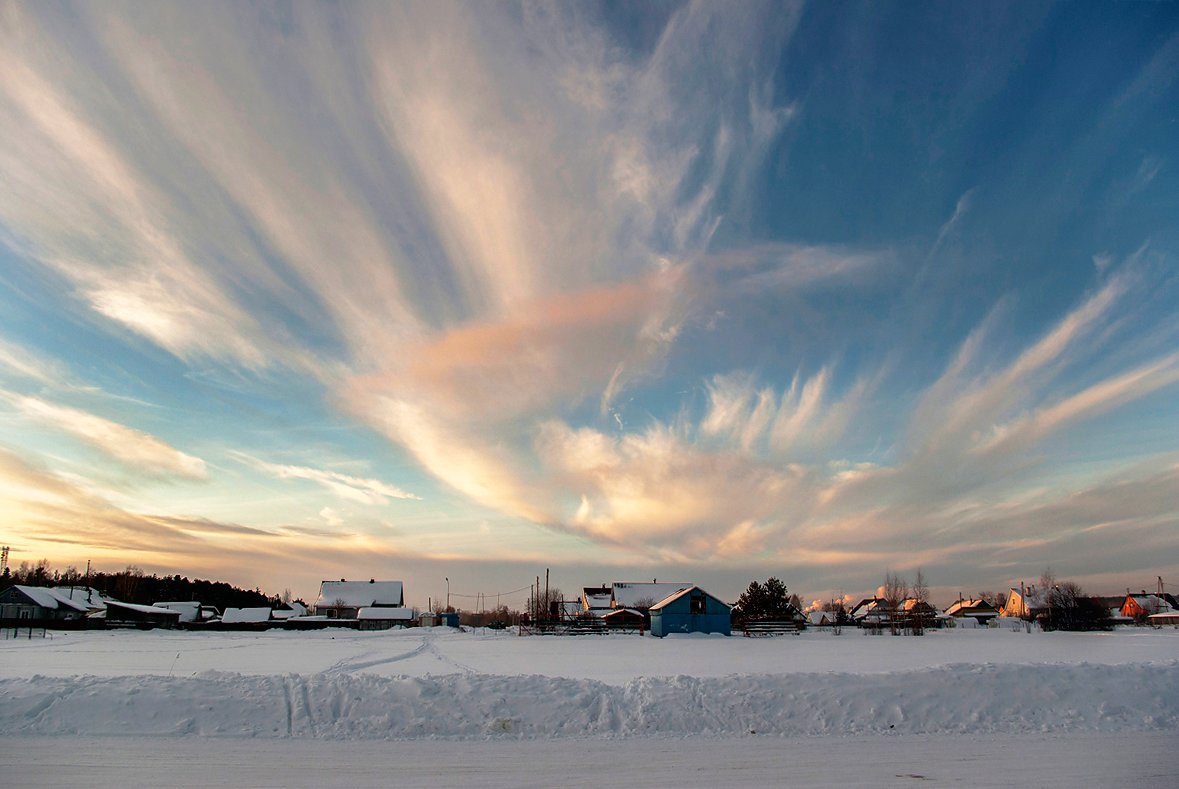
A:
[[648, 586, 731, 637]]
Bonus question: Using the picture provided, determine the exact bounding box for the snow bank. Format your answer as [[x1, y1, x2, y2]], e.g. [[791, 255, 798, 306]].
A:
[[3, 662, 1176, 741]]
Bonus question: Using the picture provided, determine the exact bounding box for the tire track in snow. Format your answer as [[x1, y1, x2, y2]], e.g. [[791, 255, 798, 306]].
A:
[[320, 638, 429, 675], [422, 633, 478, 675]]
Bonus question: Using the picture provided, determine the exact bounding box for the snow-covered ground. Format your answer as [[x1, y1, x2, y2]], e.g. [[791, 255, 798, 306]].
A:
[[2, 626, 1177, 787]]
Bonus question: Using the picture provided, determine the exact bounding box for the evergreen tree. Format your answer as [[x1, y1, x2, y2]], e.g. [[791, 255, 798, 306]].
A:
[[732, 576, 795, 622]]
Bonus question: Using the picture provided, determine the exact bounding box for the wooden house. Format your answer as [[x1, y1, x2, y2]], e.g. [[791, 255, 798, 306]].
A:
[[649, 586, 731, 637], [357, 606, 415, 630], [314, 580, 404, 619], [943, 598, 1000, 625], [1001, 585, 1049, 619], [1121, 593, 1176, 621], [0, 585, 90, 622]]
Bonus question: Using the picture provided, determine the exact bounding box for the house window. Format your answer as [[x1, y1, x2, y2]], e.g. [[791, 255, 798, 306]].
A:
[[690, 592, 706, 615]]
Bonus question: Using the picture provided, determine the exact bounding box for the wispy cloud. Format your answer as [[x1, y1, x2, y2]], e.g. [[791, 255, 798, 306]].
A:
[[0, 2, 1176, 602], [4, 393, 207, 480], [0, 338, 62, 384], [231, 452, 419, 505]]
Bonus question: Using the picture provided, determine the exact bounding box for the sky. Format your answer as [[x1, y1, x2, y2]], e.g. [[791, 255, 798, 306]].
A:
[[1, 1, 1178, 609]]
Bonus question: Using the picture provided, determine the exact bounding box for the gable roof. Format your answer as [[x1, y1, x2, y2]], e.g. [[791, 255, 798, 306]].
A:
[[1004, 586, 1050, 615], [850, 597, 884, 617], [315, 580, 403, 608], [944, 599, 999, 617], [612, 582, 692, 609], [1125, 594, 1175, 612], [51, 587, 110, 609], [582, 587, 613, 609], [649, 585, 730, 611], [12, 585, 91, 613]]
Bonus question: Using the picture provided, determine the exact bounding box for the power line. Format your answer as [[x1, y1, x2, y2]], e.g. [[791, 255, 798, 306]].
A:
[[447, 584, 532, 600]]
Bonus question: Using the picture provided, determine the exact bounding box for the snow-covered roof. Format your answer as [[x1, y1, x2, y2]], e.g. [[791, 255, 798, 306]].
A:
[[1147, 611, 1179, 624], [944, 599, 999, 617], [316, 581, 403, 608], [1127, 594, 1174, 612], [221, 607, 272, 623], [850, 598, 883, 618], [612, 582, 691, 609], [51, 587, 110, 609], [357, 607, 415, 620], [13, 585, 91, 613], [105, 600, 183, 617], [602, 607, 644, 619], [582, 588, 613, 609], [647, 585, 726, 611], [1007, 587, 1049, 610], [807, 611, 830, 625], [154, 600, 199, 610]]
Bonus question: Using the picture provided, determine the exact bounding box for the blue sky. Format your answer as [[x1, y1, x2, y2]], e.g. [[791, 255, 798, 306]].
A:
[[1, 1, 1177, 608]]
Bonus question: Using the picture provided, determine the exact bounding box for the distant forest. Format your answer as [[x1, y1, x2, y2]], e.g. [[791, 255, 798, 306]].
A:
[[1, 559, 299, 612]]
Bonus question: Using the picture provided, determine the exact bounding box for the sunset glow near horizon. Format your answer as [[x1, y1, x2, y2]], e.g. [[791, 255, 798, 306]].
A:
[[1, 2, 1177, 608]]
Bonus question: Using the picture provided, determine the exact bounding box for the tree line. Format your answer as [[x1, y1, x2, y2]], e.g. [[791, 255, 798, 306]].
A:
[[2, 560, 288, 612]]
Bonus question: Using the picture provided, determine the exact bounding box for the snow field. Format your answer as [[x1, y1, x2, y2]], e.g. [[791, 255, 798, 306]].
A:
[[1, 626, 1177, 741], [1, 664, 1176, 740]]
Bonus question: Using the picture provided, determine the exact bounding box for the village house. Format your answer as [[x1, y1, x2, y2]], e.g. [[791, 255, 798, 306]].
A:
[[270, 601, 308, 621], [1001, 585, 1050, 619], [849, 597, 886, 626], [580, 586, 613, 613], [944, 598, 1000, 626], [649, 586, 731, 637], [1121, 592, 1177, 622], [314, 579, 405, 619], [806, 610, 832, 628], [0, 585, 91, 622]]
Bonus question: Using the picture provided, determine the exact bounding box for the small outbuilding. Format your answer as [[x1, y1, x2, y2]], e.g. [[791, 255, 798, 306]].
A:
[[648, 586, 731, 637], [221, 607, 273, 624], [357, 606, 415, 630], [104, 600, 184, 629]]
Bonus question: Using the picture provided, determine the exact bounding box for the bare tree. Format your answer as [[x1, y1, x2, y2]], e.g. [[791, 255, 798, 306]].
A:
[[911, 569, 930, 635], [527, 586, 565, 621], [113, 565, 144, 602], [1039, 567, 1056, 596], [824, 591, 847, 635], [882, 571, 909, 635]]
